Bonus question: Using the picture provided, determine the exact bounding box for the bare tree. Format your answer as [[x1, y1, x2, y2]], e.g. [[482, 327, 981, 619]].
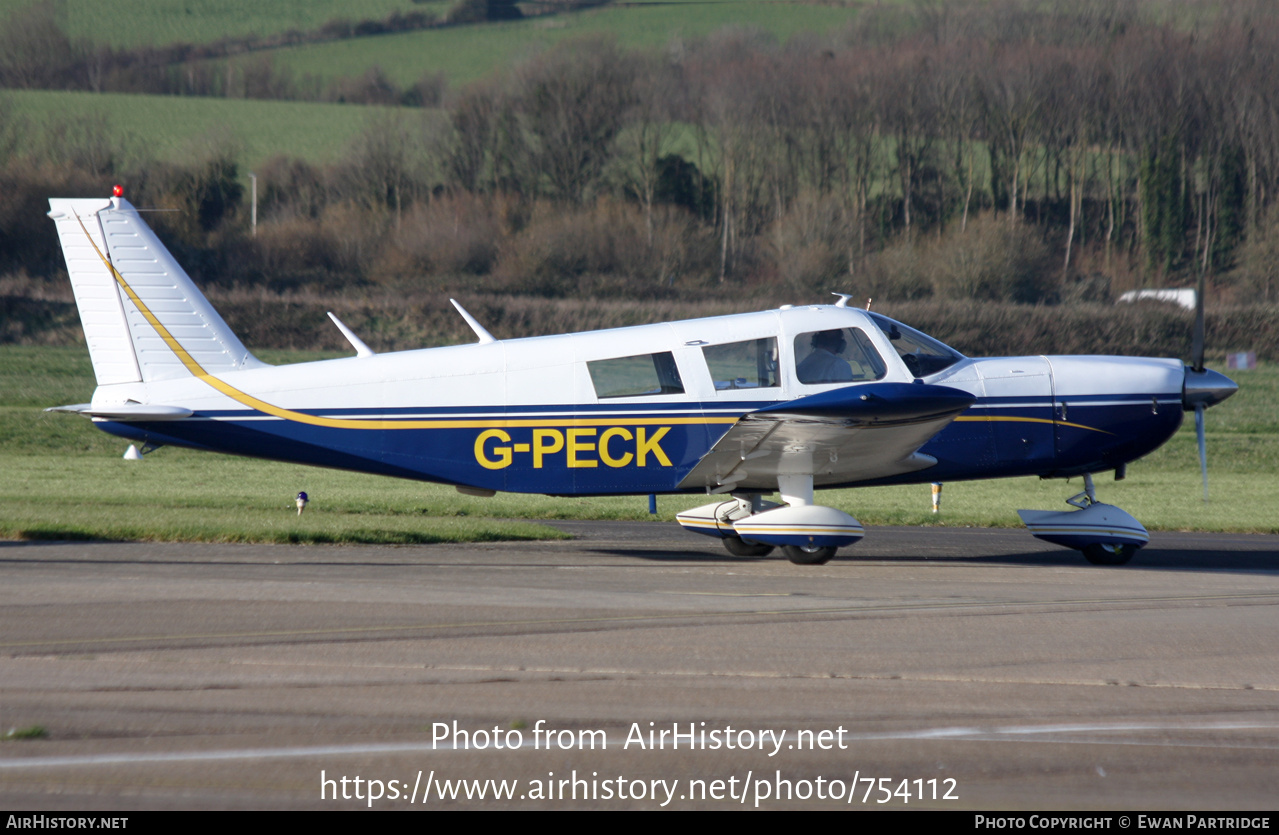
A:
[[337, 113, 428, 226], [683, 29, 778, 282], [979, 43, 1041, 223], [514, 36, 639, 204], [610, 56, 676, 247]]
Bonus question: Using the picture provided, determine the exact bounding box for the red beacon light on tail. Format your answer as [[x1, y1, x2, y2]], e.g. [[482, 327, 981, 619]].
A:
[[112, 185, 123, 198]]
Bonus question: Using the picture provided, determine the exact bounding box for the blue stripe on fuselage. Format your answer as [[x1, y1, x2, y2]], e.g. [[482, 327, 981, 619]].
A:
[[93, 393, 1185, 494]]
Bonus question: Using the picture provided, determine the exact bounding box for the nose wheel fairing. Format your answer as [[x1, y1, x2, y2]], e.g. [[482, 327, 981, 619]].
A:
[[1018, 504, 1149, 554], [1019, 473, 1149, 565]]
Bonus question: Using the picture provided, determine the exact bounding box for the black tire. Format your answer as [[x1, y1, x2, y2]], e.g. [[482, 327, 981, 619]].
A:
[[782, 544, 837, 565], [1082, 542, 1137, 566], [722, 536, 774, 557]]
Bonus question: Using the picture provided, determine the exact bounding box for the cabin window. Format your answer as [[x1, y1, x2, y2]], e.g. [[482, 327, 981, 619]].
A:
[[793, 328, 887, 384], [588, 352, 685, 398], [702, 338, 779, 391], [867, 312, 964, 377]]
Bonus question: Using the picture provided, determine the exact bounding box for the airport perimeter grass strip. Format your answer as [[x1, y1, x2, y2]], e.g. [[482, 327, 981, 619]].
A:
[[2, 347, 1276, 543]]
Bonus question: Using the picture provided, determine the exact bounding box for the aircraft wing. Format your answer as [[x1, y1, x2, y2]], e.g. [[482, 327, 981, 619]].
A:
[[678, 382, 975, 492]]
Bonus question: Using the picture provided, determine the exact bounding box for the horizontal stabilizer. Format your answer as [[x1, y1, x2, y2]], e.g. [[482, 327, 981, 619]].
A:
[[46, 403, 193, 421]]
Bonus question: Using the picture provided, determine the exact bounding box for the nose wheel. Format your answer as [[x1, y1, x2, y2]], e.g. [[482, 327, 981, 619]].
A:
[[1082, 542, 1137, 566], [1019, 474, 1149, 566], [782, 544, 837, 565]]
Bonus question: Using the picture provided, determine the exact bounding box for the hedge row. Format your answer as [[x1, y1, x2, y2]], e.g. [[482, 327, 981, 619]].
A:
[[4, 292, 1272, 362]]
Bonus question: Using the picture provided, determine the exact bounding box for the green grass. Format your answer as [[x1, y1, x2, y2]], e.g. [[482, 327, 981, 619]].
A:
[[2, 346, 1276, 544], [0, 0, 447, 50], [0, 460, 570, 544], [830, 469, 1279, 534], [5, 89, 431, 172], [2, 0, 869, 79], [259, 3, 866, 87]]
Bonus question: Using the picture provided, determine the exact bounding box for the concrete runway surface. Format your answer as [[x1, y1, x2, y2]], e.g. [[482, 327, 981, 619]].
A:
[[1, 522, 1277, 810]]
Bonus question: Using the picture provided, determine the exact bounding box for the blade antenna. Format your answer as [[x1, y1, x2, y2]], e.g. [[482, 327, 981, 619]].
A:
[[326, 312, 375, 358], [451, 299, 497, 344]]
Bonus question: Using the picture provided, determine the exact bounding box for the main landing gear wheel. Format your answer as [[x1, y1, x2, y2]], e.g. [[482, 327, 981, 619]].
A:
[[783, 544, 837, 565], [722, 536, 775, 558], [1082, 543, 1137, 566]]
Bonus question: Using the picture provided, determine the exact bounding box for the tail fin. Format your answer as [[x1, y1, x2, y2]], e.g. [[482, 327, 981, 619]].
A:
[[47, 195, 264, 385]]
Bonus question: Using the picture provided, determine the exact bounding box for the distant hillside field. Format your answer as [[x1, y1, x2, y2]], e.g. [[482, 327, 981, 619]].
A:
[[0, 0, 447, 49], [5, 89, 440, 170], [264, 2, 864, 86], [1, 0, 866, 72]]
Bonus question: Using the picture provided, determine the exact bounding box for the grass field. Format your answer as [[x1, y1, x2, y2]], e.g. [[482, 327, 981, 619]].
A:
[[4, 89, 427, 172], [1, 0, 873, 82], [2, 345, 1276, 546], [263, 2, 865, 87], [0, 0, 447, 49]]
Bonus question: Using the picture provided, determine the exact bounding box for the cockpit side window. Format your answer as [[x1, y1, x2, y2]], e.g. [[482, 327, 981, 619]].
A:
[[867, 312, 964, 378], [702, 338, 779, 391], [793, 328, 887, 384], [588, 351, 685, 398]]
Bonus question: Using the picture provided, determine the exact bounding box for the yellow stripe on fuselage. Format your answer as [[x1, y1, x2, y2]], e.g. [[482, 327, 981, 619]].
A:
[[78, 214, 737, 431], [953, 415, 1113, 435]]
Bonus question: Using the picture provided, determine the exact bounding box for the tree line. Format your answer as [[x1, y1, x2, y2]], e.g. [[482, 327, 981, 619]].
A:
[[404, 0, 1279, 298], [3, 0, 1279, 309]]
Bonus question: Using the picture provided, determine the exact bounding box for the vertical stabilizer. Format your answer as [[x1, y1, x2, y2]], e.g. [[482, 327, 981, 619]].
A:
[[47, 198, 140, 385], [47, 196, 265, 385]]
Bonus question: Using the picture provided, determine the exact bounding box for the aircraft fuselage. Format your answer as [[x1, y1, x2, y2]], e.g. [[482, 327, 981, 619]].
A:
[[88, 306, 1186, 496]]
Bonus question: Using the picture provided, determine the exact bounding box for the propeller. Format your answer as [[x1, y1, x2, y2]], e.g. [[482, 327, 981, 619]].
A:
[[1182, 271, 1237, 502]]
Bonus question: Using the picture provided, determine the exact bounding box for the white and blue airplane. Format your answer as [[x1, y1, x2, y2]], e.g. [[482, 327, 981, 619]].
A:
[[46, 192, 1237, 565]]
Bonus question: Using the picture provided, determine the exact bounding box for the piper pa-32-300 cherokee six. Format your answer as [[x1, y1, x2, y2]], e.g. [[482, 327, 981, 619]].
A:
[[46, 192, 1237, 565]]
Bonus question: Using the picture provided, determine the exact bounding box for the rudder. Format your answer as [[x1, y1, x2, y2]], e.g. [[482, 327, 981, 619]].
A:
[[47, 194, 264, 385]]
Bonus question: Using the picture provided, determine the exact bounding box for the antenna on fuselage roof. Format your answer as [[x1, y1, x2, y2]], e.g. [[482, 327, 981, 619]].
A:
[[450, 299, 497, 344], [326, 312, 375, 358], [831, 293, 854, 308]]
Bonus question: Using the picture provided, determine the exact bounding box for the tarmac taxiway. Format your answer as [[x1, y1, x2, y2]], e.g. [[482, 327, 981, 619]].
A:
[[1, 522, 1277, 809]]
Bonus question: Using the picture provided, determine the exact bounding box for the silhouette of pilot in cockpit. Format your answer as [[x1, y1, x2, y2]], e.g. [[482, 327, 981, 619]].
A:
[[796, 329, 854, 384]]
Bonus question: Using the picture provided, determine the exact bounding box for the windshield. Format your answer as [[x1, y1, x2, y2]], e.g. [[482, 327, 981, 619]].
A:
[[867, 313, 964, 378]]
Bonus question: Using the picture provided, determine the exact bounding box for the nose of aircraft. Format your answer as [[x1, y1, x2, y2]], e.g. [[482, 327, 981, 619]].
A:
[[1183, 367, 1238, 410]]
